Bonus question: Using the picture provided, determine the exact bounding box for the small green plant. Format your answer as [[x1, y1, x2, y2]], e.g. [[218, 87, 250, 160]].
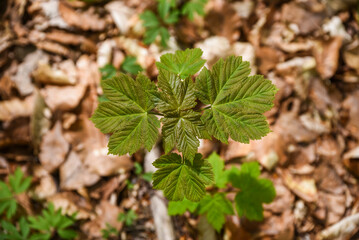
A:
[[101, 223, 119, 239], [0, 168, 32, 219], [0, 217, 31, 240], [118, 209, 137, 227], [91, 48, 277, 220], [140, 0, 208, 47], [168, 153, 275, 231], [28, 203, 77, 240], [134, 162, 153, 182]]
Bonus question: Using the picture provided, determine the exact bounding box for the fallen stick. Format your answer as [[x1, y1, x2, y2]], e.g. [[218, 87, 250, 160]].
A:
[[316, 213, 359, 240], [144, 147, 175, 240]]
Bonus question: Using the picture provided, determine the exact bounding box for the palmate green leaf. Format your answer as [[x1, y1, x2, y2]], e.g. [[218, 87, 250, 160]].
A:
[[0, 218, 30, 240], [168, 198, 199, 215], [91, 73, 160, 155], [0, 182, 17, 219], [152, 153, 214, 201], [182, 0, 208, 20], [156, 48, 206, 79], [196, 56, 278, 143], [9, 168, 32, 194], [140, 11, 160, 28], [198, 193, 234, 232], [152, 69, 197, 113], [157, 0, 176, 19], [162, 110, 208, 161], [229, 162, 276, 221], [28, 203, 77, 240]]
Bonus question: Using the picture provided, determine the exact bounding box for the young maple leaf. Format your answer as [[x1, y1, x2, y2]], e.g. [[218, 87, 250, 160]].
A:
[[152, 153, 213, 201], [91, 73, 160, 155], [196, 56, 278, 144], [229, 162, 276, 221]]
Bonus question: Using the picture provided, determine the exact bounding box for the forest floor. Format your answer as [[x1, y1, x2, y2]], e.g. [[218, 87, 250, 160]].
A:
[[1, 0, 359, 239]]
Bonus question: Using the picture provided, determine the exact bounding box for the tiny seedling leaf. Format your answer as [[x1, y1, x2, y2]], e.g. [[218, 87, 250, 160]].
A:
[[229, 162, 276, 221], [182, 0, 207, 20], [198, 193, 234, 232]]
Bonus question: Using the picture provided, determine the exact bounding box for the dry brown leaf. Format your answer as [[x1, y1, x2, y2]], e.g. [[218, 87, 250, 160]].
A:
[[0, 95, 34, 122], [274, 99, 318, 143], [265, 178, 295, 214], [35, 41, 72, 57], [205, 3, 241, 42], [81, 201, 123, 238], [32, 166, 57, 200], [33, 62, 75, 85], [256, 47, 284, 74], [281, 2, 325, 35], [59, 2, 106, 31], [342, 91, 359, 140], [60, 151, 100, 190], [12, 50, 48, 96], [40, 57, 89, 112], [105, 1, 134, 35], [39, 122, 69, 172], [343, 147, 359, 177], [46, 30, 97, 53], [282, 170, 318, 203], [313, 37, 342, 79], [343, 40, 359, 73], [48, 192, 93, 220]]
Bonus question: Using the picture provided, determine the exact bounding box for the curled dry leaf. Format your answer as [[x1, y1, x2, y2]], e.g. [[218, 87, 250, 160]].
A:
[[343, 147, 359, 177], [343, 40, 359, 73], [313, 37, 342, 79], [48, 192, 93, 220], [59, 2, 106, 31], [316, 212, 359, 240], [282, 170, 318, 203], [0, 95, 34, 121], [46, 30, 97, 53], [33, 62, 76, 85], [40, 57, 88, 112], [342, 91, 359, 140], [35, 41, 72, 57], [39, 121, 69, 172]]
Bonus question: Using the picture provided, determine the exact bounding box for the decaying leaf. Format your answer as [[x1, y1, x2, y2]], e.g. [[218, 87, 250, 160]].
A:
[[39, 121, 69, 172], [59, 2, 106, 31]]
